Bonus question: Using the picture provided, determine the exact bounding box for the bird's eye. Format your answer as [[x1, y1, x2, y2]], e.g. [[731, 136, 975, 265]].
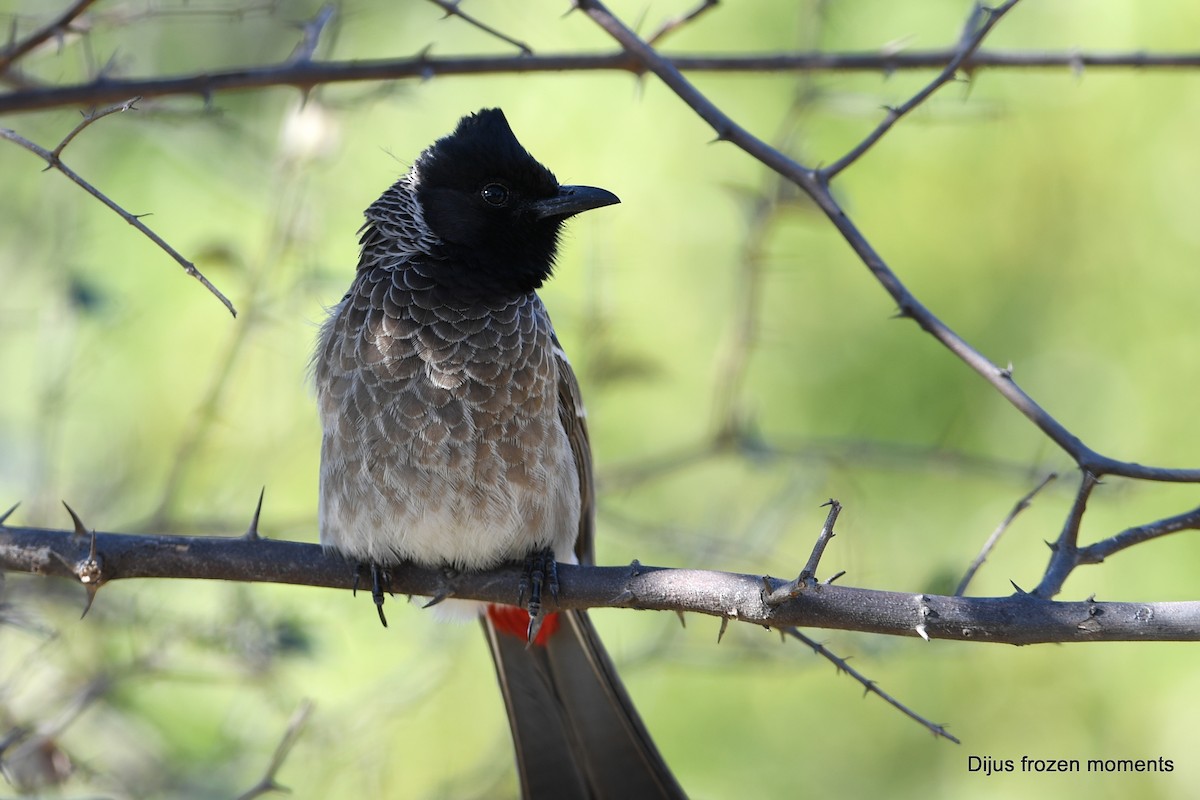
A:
[[480, 183, 510, 206]]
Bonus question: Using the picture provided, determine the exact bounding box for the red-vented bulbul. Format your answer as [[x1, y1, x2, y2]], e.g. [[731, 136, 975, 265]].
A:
[[313, 109, 686, 799]]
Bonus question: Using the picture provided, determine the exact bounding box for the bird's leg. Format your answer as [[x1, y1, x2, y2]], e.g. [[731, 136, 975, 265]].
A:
[[518, 547, 559, 642], [353, 562, 393, 628]]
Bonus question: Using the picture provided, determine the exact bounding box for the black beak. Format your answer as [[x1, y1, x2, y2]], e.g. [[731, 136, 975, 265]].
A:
[[529, 185, 620, 220]]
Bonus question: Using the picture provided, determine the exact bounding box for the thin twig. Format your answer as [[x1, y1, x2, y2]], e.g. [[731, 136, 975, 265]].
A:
[[800, 499, 841, 580], [425, 0, 532, 55], [51, 95, 138, 156], [1055, 471, 1099, 554], [0, 0, 99, 73], [780, 627, 959, 743], [1081, 504, 1200, 564], [235, 699, 314, 800], [820, 1, 1021, 179], [646, 0, 719, 47], [1033, 471, 1099, 598], [763, 500, 842, 606], [956, 472, 1057, 596], [0, 104, 237, 317], [288, 4, 335, 64]]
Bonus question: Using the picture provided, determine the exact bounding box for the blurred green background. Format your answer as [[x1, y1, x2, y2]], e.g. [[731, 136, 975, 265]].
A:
[[2, 0, 1199, 797]]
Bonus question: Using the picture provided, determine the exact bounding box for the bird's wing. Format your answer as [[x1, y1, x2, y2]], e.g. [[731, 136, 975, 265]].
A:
[[552, 332, 595, 566]]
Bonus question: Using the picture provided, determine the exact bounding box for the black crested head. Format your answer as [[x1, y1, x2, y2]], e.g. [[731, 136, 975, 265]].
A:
[[413, 108, 618, 297]]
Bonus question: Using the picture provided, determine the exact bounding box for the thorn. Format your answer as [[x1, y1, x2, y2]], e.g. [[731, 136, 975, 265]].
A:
[[675, 610, 687, 629], [0, 502, 18, 525], [717, 616, 730, 643], [81, 584, 100, 619], [62, 501, 88, 536], [915, 623, 929, 642], [70, 518, 104, 619], [243, 487, 266, 540], [824, 570, 846, 585], [1010, 579, 1026, 595], [421, 589, 451, 609], [1085, 593, 1096, 603]]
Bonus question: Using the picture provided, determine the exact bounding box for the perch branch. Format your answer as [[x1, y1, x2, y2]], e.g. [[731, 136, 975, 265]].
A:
[[2, 523, 1199, 644]]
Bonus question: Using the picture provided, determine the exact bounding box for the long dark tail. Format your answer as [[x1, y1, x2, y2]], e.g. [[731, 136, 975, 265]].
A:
[[482, 607, 687, 800]]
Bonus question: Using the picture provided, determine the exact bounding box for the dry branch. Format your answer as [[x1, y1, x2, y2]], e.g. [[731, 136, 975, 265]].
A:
[[7, 49, 1200, 116], [2, 523, 1199, 644]]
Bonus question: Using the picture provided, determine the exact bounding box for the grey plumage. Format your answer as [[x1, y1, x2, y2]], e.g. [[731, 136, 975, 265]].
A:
[[314, 169, 581, 571]]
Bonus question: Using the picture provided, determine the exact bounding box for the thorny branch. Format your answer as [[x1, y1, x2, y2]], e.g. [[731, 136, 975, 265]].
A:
[[1082, 504, 1200, 565], [8, 50, 1200, 116], [781, 627, 958, 743], [423, 0, 532, 55], [0, 0, 98, 73], [0, 99, 237, 316], [820, 2, 1019, 179], [2, 519, 1200, 644]]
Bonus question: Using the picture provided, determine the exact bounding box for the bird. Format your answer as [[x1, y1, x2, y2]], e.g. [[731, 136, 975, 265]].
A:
[[313, 108, 686, 799]]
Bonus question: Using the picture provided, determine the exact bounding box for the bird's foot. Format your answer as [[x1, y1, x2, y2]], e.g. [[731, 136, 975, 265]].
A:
[[518, 548, 559, 643]]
